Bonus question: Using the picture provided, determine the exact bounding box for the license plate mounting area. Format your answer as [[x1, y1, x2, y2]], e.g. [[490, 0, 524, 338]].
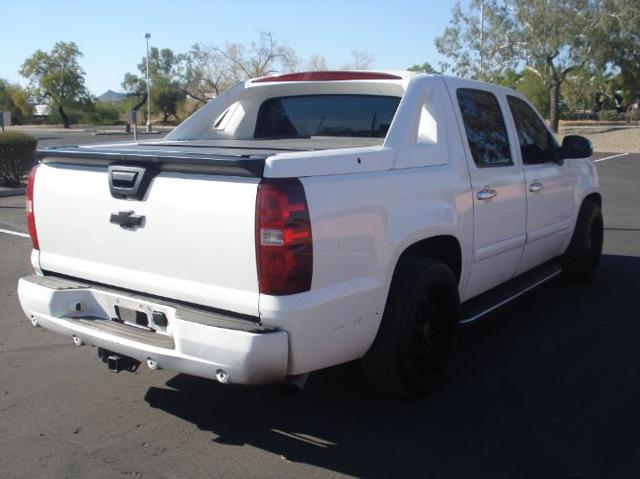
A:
[[113, 305, 152, 331]]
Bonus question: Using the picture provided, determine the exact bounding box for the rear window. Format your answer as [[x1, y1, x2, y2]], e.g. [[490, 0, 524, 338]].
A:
[[254, 94, 400, 139]]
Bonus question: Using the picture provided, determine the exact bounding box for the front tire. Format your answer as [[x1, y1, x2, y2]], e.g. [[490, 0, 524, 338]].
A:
[[361, 257, 460, 397], [563, 201, 604, 283]]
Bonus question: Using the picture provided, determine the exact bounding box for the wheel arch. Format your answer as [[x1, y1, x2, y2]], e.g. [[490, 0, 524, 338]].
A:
[[359, 230, 468, 366], [562, 190, 603, 256], [396, 234, 463, 286], [581, 191, 602, 208]]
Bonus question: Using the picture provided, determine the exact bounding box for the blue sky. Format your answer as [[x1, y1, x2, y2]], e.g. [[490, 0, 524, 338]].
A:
[[0, 0, 466, 96]]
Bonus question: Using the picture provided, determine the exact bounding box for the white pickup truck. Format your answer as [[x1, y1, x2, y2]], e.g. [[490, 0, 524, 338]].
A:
[[17, 71, 603, 396]]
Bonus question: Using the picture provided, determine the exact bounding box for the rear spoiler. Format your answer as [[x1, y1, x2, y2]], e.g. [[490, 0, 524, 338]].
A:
[[37, 146, 266, 178]]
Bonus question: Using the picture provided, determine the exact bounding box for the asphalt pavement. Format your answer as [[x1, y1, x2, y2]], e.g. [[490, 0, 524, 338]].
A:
[[1, 135, 639, 478], [6, 126, 170, 149]]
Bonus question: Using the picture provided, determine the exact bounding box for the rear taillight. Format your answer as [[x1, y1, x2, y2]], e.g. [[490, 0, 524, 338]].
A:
[[256, 178, 312, 295], [26, 164, 39, 250]]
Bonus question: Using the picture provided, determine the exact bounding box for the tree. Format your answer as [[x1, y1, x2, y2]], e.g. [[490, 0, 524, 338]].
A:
[[177, 34, 375, 106], [493, 68, 521, 89], [307, 50, 376, 71], [435, 1, 495, 79], [80, 101, 121, 125], [517, 69, 551, 117], [407, 62, 438, 74], [217, 31, 299, 79], [152, 76, 184, 122], [122, 72, 146, 97], [306, 54, 329, 71], [179, 32, 299, 104], [561, 66, 607, 112], [0, 79, 33, 124], [595, 0, 640, 104], [178, 43, 232, 103], [340, 50, 374, 70], [437, 0, 599, 132], [122, 47, 184, 122], [19, 41, 90, 128], [492, 68, 549, 115]]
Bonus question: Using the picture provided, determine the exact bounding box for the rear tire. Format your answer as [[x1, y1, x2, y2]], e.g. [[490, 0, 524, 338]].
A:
[[562, 201, 603, 283], [361, 257, 460, 397]]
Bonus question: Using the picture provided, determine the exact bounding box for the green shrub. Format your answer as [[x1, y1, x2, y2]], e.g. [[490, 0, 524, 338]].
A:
[[81, 102, 122, 125], [598, 109, 620, 121], [46, 107, 82, 126], [0, 131, 37, 186]]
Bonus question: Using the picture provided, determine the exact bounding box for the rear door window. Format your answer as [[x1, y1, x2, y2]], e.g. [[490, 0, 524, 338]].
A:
[[254, 94, 400, 139], [456, 88, 513, 167]]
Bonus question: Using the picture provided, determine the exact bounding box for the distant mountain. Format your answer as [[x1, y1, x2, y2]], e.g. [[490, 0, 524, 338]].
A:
[[97, 90, 126, 102]]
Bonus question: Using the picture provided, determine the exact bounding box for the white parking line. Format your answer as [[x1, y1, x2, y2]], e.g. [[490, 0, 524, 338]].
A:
[[594, 152, 630, 163], [0, 228, 29, 239], [0, 154, 630, 238]]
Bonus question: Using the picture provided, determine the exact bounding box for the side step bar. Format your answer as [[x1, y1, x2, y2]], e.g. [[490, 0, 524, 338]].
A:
[[460, 260, 563, 325]]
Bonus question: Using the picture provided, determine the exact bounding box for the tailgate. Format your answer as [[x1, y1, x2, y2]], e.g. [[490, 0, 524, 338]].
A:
[[34, 161, 261, 316]]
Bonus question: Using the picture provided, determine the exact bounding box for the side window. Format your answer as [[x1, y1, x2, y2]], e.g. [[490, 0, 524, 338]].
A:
[[456, 88, 512, 167], [507, 96, 559, 164]]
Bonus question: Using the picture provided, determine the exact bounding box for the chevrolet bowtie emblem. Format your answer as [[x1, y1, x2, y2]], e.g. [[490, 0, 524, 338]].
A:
[[110, 210, 145, 229]]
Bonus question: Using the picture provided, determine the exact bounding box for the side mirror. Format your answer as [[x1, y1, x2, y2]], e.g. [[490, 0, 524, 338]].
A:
[[561, 135, 593, 159]]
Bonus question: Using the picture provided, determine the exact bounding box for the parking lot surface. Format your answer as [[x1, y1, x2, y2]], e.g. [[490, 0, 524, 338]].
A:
[[1, 131, 639, 478]]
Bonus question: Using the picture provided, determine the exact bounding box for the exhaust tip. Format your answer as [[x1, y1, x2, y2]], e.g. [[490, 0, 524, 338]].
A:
[[146, 358, 159, 370], [216, 369, 229, 383], [72, 335, 83, 346]]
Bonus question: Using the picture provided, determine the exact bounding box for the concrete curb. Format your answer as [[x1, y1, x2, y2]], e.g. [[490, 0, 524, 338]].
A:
[[0, 188, 25, 198], [93, 131, 164, 136], [6, 126, 174, 134]]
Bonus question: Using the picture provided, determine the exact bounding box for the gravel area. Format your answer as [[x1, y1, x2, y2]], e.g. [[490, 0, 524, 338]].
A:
[[558, 125, 640, 153]]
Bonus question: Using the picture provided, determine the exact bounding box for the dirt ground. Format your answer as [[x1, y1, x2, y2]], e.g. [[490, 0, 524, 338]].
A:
[[558, 125, 640, 153]]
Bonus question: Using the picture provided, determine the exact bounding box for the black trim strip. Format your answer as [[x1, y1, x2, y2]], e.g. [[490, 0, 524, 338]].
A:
[[37, 146, 266, 178]]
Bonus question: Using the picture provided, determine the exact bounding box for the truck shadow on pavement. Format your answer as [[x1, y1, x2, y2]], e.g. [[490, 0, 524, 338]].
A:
[[145, 254, 640, 478]]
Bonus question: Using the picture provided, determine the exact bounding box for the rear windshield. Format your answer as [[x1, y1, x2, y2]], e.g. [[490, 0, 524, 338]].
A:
[[254, 94, 401, 139]]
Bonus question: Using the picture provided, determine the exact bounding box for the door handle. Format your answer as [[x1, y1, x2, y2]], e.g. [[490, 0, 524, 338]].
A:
[[476, 188, 497, 201], [529, 182, 544, 193]]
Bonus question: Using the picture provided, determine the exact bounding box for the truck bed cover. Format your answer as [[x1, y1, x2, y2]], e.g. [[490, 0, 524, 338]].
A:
[[37, 137, 384, 178]]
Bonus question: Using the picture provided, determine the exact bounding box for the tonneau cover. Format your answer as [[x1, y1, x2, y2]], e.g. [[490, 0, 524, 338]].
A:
[[37, 137, 384, 178]]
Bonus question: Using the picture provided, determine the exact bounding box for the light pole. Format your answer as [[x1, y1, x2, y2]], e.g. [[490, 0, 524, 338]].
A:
[[144, 33, 151, 133], [479, 0, 484, 81]]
